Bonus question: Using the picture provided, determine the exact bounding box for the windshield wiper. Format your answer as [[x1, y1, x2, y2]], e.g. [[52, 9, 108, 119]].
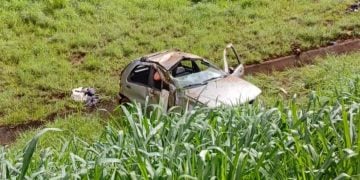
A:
[[183, 82, 208, 89], [204, 75, 226, 83]]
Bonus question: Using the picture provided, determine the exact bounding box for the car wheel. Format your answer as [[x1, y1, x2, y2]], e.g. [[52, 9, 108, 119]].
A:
[[118, 93, 130, 104], [248, 100, 255, 104]]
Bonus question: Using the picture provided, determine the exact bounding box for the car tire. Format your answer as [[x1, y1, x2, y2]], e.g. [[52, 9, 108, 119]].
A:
[[118, 93, 130, 104]]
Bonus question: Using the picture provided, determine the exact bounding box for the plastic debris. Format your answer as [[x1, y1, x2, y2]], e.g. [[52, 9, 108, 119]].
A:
[[71, 87, 99, 107], [347, 1, 360, 12], [85, 94, 100, 108], [327, 41, 337, 46], [71, 87, 87, 102]]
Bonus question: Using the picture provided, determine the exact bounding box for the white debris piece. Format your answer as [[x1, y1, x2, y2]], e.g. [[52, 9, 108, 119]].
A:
[[71, 87, 88, 102], [71, 87, 100, 107]]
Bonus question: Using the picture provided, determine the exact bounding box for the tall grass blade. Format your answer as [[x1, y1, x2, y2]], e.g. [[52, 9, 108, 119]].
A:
[[20, 128, 62, 179]]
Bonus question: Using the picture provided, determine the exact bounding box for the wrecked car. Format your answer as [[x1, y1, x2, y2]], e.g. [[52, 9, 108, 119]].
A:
[[118, 44, 261, 109]]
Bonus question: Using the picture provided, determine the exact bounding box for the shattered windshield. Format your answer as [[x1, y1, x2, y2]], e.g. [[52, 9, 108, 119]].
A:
[[171, 59, 226, 88]]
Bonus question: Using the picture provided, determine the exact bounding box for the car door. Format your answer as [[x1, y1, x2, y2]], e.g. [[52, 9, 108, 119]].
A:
[[125, 64, 152, 104], [223, 43, 244, 77], [147, 66, 170, 109]]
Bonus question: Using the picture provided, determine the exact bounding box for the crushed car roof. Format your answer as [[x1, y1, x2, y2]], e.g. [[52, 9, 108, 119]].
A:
[[141, 50, 202, 70]]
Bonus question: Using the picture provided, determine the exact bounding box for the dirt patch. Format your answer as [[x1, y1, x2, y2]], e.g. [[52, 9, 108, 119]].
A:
[[0, 98, 119, 145], [0, 107, 77, 145], [15, 92, 25, 99], [245, 38, 360, 75], [69, 51, 87, 65], [42, 92, 67, 101], [85, 98, 119, 119], [0, 121, 43, 145], [49, 92, 67, 99]]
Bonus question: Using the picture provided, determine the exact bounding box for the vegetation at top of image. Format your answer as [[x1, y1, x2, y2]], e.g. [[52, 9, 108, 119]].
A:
[[0, 0, 359, 126], [1, 76, 360, 179]]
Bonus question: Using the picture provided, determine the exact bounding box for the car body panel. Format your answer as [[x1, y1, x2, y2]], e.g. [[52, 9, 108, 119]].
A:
[[143, 50, 202, 70], [119, 60, 149, 105], [184, 75, 261, 107]]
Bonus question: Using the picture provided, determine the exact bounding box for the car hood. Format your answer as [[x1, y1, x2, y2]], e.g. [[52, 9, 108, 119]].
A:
[[185, 76, 261, 107]]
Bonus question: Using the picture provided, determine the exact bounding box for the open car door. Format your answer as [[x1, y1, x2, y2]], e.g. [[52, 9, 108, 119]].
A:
[[147, 66, 172, 112], [223, 43, 244, 77]]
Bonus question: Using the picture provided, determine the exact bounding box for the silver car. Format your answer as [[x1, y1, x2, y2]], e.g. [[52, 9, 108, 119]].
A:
[[118, 44, 261, 109]]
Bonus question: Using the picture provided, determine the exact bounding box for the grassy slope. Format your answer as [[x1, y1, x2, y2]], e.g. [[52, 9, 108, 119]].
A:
[[9, 114, 104, 151], [9, 52, 360, 150], [248, 52, 360, 105], [0, 0, 359, 126]]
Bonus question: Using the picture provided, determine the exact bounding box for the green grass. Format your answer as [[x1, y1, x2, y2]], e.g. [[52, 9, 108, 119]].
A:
[[247, 52, 360, 105], [1, 78, 359, 178], [10, 52, 358, 154], [3, 52, 360, 178], [9, 114, 105, 151], [0, 1, 360, 177], [1, 0, 360, 126]]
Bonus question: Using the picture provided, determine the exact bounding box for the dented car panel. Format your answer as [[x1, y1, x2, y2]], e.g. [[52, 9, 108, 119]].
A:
[[143, 51, 203, 70], [185, 76, 261, 107], [119, 44, 262, 109]]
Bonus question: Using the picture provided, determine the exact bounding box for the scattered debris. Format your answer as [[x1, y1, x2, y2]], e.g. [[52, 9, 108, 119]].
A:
[[71, 87, 87, 101], [71, 87, 99, 107], [347, 1, 360, 12], [327, 41, 337, 46], [345, 30, 354, 36], [85, 89, 100, 107], [279, 87, 288, 95]]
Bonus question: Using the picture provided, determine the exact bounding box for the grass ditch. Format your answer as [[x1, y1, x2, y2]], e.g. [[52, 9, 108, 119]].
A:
[[0, 98, 119, 145], [0, 107, 77, 145], [245, 38, 360, 74], [247, 52, 360, 105]]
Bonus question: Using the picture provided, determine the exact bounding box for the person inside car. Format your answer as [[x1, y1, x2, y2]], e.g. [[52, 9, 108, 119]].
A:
[[153, 69, 169, 90]]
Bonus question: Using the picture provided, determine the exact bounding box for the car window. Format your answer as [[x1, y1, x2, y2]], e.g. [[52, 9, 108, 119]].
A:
[[180, 60, 192, 69], [193, 60, 209, 71], [172, 59, 226, 88], [172, 59, 216, 77], [172, 60, 195, 77], [129, 65, 151, 86]]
